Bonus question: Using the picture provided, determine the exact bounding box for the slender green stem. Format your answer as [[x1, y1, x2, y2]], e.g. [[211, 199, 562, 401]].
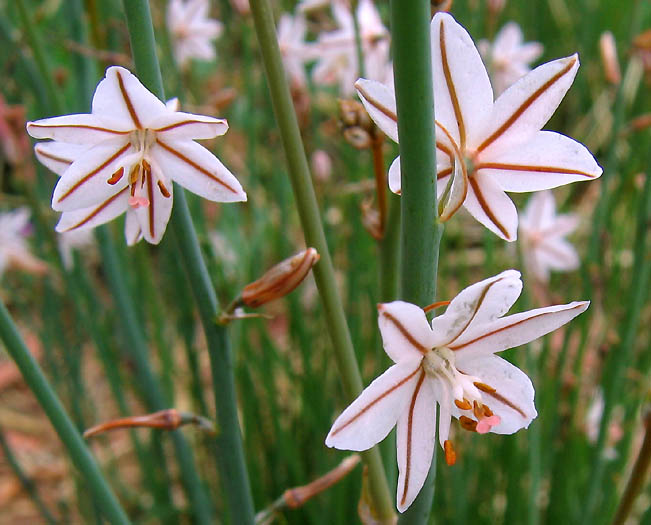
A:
[[248, 0, 395, 521], [391, 1, 440, 523], [0, 425, 58, 525], [120, 1, 255, 522], [350, 0, 365, 79], [0, 300, 130, 525]]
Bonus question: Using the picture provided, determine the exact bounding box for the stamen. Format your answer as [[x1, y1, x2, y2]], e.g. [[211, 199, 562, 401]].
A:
[[157, 180, 171, 198], [107, 167, 124, 185], [128, 196, 150, 209], [130, 164, 141, 184], [454, 398, 472, 411], [473, 401, 484, 420], [474, 381, 496, 393], [459, 415, 477, 432], [444, 440, 457, 466], [482, 405, 493, 417], [476, 415, 501, 435]]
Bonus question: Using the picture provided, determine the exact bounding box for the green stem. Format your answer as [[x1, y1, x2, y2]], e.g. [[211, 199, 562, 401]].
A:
[[120, 1, 255, 522], [350, 0, 366, 79], [391, 1, 440, 523], [0, 300, 130, 525], [248, 0, 395, 521]]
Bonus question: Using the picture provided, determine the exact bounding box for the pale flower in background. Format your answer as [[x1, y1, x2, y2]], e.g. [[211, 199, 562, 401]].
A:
[[312, 0, 391, 95], [27, 66, 246, 245], [478, 22, 543, 95], [326, 270, 589, 512], [57, 229, 95, 270], [167, 0, 223, 67], [0, 208, 48, 277], [519, 190, 579, 282], [356, 12, 602, 241], [277, 13, 313, 90]]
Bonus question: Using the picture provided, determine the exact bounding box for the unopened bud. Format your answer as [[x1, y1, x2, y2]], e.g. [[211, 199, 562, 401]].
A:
[[83, 409, 216, 438], [600, 32, 621, 85], [431, 0, 453, 14], [339, 99, 375, 150], [311, 149, 333, 182], [242, 248, 319, 308], [487, 0, 505, 14]]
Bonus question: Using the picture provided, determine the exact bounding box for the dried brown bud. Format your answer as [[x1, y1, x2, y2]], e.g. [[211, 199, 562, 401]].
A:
[[431, 0, 453, 14], [339, 99, 375, 150], [599, 31, 621, 85], [241, 248, 320, 308]]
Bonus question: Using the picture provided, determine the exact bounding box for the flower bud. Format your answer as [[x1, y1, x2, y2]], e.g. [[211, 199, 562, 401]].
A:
[[338, 99, 374, 149], [241, 248, 320, 308], [599, 32, 621, 85], [311, 149, 333, 182]]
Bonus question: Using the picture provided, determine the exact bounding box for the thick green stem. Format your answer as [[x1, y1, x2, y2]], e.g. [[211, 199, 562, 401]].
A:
[[248, 0, 395, 521], [391, 1, 440, 524], [0, 300, 130, 525], [120, 1, 255, 522]]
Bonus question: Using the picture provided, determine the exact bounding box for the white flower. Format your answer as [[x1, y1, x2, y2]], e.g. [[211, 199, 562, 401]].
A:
[[326, 270, 589, 512], [0, 208, 48, 276], [167, 0, 223, 67], [312, 0, 391, 95], [27, 66, 246, 245], [355, 12, 602, 241], [519, 190, 579, 282], [478, 22, 544, 95], [277, 13, 313, 89]]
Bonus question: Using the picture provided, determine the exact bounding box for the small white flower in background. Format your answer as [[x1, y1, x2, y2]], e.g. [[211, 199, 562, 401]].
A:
[[478, 22, 543, 95], [355, 12, 602, 241], [277, 13, 313, 90], [0, 208, 48, 277], [519, 190, 579, 282], [312, 0, 391, 95], [57, 229, 95, 270], [167, 0, 223, 67], [326, 269, 589, 512], [27, 66, 246, 245]]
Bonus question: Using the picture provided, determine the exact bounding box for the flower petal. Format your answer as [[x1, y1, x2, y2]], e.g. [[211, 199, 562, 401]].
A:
[[124, 210, 143, 246], [520, 190, 556, 230], [477, 55, 579, 156], [387, 154, 452, 196], [450, 301, 589, 357], [464, 171, 518, 241], [55, 188, 129, 233], [51, 139, 132, 211], [431, 13, 493, 149], [152, 139, 246, 202], [431, 269, 522, 347], [396, 372, 436, 513], [431, 379, 451, 447], [438, 156, 468, 222], [478, 131, 602, 192], [355, 78, 398, 143], [325, 360, 423, 451], [26, 114, 131, 144], [133, 169, 174, 245], [93, 66, 167, 128], [34, 142, 88, 176], [378, 301, 433, 363], [148, 111, 228, 140], [536, 238, 580, 272], [455, 354, 536, 434]]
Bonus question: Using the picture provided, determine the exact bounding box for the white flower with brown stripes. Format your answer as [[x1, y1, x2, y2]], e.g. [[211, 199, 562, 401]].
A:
[[27, 66, 245, 245], [326, 270, 588, 512], [355, 12, 602, 241], [519, 190, 580, 282]]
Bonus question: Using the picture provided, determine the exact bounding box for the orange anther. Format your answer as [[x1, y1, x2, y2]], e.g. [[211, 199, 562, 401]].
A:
[[474, 381, 496, 393], [459, 415, 477, 432], [444, 440, 457, 466], [454, 398, 472, 410], [482, 405, 493, 417], [157, 180, 171, 198], [107, 167, 124, 185], [473, 401, 484, 420]]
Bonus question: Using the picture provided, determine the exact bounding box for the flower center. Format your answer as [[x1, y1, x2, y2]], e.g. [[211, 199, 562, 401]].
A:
[[423, 346, 501, 434]]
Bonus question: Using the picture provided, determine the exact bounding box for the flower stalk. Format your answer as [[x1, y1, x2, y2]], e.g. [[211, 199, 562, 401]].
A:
[[120, 1, 255, 522], [390, 0, 441, 522], [0, 299, 131, 525], [248, 0, 395, 521]]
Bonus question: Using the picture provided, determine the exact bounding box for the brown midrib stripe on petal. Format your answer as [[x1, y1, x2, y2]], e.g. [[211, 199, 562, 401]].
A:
[[147, 170, 155, 238], [449, 303, 585, 351], [116, 70, 143, 129], [154, 119, 219, 133], [356, 84, 397, 123], [155, 139, 238, 194], [400, 370, 426, 507], [475, 162, 597, 178], [438, 167, 453, 179], [439, 20, 466, 151], [469, 177, 510, 239], [330, 367, 421, 437], [29, 123, 129, 135], [381, 311, 428, 354], [35, 148, 75, 166], [477, 58, 576, 154], [458, 368, 528, 419], [445, 276, 506, 347], [67, 187, 129, 230], [57, 143, 131, 203]]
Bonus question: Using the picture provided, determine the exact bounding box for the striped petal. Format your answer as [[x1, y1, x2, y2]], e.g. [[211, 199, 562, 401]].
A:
[[55, 188, 129, 233], [355, 78, 398, 143], [26, 114, 131, 144], [133, 169, 174, 245], [34, 142, 88, 176], [464, 171, 518, 241], [125, 210, 144, 246], [152, 139, 246, 202], [148, 111, 228, 140], [378, 301, 433, 363]]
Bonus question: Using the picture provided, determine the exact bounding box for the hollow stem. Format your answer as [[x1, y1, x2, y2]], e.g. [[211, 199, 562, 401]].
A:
[[248, 0, 395, 521], [391, 1, 441, 524]]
